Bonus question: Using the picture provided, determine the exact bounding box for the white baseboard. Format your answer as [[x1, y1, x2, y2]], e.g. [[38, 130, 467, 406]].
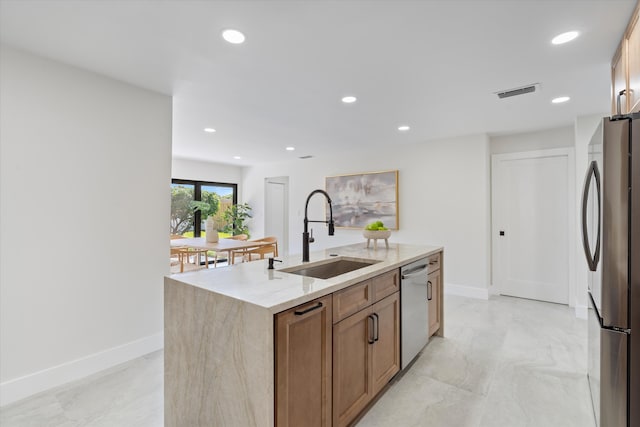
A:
[[0, 332, 163, 407], [444, 283, 489, 300], [575, 305, 588, 320]]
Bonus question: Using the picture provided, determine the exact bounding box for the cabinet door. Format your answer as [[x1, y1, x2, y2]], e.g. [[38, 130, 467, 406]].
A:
[[333, 307, 373, 427], [371, 292, 400, 396], [276, 295, 332, 427], [612, 42, 627, 115], [628, 10, 640, 112], [428, 269, 441, 337]]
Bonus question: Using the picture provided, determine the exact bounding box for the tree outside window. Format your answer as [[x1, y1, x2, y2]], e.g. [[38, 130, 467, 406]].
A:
[[170, 180, 237, 237]]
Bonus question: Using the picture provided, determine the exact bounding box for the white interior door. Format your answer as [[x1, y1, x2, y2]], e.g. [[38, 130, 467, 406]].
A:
[[492, 149, 573, 304], [265, 177, 288, 256]]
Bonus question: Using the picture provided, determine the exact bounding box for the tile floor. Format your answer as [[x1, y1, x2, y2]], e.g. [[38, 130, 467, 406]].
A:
[[357, 295, 593, 427], [0, 295, 594, 427]]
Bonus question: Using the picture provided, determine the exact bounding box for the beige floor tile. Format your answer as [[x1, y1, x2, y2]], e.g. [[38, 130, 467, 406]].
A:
[[1, 295, 592, 427]]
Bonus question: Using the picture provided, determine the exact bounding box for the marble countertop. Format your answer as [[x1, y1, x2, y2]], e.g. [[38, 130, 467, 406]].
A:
[[167, 242, 442, 314]]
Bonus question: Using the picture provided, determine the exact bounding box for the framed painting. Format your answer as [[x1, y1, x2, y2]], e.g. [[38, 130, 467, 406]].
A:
[[325, 170, 398, 229]]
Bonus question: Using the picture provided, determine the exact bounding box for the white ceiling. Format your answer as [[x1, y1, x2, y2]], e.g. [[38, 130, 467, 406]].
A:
[[0, 0, 635, 166]]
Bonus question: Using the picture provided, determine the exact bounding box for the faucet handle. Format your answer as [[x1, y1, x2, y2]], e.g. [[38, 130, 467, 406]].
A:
[[309, 228, 315, 243]]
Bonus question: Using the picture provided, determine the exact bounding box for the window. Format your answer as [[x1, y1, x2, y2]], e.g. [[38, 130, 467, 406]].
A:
[[170, 179, 238, 238]]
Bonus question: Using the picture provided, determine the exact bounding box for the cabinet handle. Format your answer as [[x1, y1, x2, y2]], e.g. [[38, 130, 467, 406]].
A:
[[368, 315, 375, 344], [294, 302, 323, 316], [427, 281, 433, 301], [373, 313, 379, 342]]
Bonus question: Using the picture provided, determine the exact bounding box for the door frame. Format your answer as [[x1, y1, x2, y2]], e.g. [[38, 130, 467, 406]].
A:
[[491, 147, 576, 306], [264, 176, 289, 257]]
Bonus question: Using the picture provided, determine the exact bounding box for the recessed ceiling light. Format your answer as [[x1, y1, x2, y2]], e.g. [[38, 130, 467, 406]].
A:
[[341, 96, 357, 104], [222, 29, 245, 44], [398, 125, 410, 131], [233, 156, 241, 160], [552, 96, 570, 104], [552, 31, 579, 45], [286, 146, 295, 151], [204, 128, 216, 133]]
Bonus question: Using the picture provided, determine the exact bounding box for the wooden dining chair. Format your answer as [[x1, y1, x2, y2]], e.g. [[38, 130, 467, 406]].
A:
[[228, 234, 248, 240], [236, 236, 278, 263], [174, 247, 210, 273], [170, 246, 183, 272], [226, 234, 252, 264], [170, 234, 186, 271]]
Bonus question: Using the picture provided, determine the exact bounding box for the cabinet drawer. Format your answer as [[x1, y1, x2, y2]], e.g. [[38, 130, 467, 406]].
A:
[[372, 269, 399, 302], [333, 280, 372, 324], [427, 252, 441, 272]]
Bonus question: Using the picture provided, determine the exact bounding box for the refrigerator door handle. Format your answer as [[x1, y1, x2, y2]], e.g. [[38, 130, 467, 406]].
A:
[[581, 160, 601, 271]]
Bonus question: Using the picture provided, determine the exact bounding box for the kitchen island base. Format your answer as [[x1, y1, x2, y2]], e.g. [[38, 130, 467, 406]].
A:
[[165, 243, 443, 426]]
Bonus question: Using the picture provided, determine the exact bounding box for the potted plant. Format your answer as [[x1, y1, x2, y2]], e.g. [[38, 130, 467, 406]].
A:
[[222, 203, 252, 238], [191, 198, 221, 242]]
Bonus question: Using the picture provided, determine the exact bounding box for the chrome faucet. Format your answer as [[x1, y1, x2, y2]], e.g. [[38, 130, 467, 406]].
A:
[[303, 189, 335, 262]]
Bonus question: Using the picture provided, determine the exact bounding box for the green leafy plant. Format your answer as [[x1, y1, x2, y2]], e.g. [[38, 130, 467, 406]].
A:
[[190, 191, 220, 220], [222, 203, 253, 237], [364, 220, 388, 231]]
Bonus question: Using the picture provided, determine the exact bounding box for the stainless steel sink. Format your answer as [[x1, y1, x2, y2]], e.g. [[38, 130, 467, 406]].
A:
[[282, 257, 380, 279]]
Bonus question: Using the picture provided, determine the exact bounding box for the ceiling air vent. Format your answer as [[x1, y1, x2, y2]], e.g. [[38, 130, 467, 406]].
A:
[[495, 83, 540, 99], [299, 155, 314, 159]]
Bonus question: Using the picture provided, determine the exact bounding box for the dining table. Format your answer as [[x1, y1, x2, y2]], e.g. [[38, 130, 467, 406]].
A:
[[170, 237, 272, 265]]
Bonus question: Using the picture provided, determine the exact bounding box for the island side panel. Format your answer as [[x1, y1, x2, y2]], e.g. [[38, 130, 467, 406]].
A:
[[165, 277, 274, 427], [436, 250, 444, 337]]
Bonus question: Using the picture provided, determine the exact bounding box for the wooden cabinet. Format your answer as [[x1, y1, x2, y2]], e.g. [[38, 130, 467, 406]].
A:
[[370, 293, 400, 395], [332, 304, 373, 427], [332, 280, 372, 323], [428, 268, 441, 337], [372, 268, 399, 301], [333, 293, 399, 427], [333, 269, 400, 427], [275, 263, 434, 426], [427, 251, 444, 337], [628, 9, 640, 112], [275, 295, 333, 427], [612, 3, 640, 114], [612, 43, 627, 115]]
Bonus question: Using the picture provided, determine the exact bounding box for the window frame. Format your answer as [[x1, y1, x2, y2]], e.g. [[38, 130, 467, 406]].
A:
[[171, 178, 238, 237]]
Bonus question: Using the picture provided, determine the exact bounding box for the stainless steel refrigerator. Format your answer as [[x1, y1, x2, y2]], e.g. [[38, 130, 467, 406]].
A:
[[581, 113, 639, 427]]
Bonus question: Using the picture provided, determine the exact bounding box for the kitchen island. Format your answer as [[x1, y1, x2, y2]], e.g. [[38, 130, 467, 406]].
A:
[[164, 242, 443, 427]]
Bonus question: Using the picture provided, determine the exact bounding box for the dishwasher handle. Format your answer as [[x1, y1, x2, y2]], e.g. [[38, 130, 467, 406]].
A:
[[401, 265, 428, 279]]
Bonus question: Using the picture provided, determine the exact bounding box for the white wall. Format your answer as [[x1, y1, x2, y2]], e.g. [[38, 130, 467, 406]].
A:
[[0, 46, 172, 405], [574, 114, 604, 318], [242, 134, 491, 295], [172, 157, 243, 198], [490, 126, 574, 154]]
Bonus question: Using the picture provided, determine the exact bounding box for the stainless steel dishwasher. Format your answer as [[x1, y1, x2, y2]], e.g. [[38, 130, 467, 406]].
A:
[[401, 258, 429, 369]]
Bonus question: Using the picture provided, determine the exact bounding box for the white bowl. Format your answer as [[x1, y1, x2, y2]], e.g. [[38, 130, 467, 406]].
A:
[[362, 229, 391, 239]]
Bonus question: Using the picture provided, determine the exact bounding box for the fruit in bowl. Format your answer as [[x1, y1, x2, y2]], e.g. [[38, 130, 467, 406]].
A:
[[363, 221, 391, 241], [364, 220, 388, 231]]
